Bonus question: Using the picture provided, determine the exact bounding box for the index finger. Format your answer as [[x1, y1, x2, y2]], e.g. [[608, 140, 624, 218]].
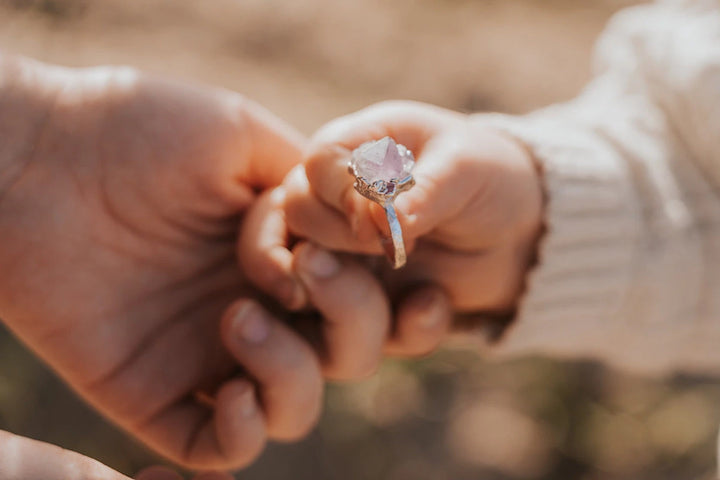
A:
[[283, 101, 462, 253], [305, 100, 463, 215]]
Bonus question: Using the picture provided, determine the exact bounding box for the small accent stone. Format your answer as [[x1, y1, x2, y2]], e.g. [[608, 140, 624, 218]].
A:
[[351, 137, 414, 184]]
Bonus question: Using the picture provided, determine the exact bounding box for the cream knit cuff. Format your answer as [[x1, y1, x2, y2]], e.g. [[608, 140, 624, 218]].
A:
[[472, 112, 643, 363]]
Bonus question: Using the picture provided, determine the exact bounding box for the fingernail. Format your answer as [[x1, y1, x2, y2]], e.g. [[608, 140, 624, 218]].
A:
[[413, 291, 448, 329], [298, 244, 341, 279], [233, 303, 270, 344]]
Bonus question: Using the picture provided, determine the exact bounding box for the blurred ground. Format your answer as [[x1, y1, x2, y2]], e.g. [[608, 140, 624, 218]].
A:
[[2, 1, 720, 479]]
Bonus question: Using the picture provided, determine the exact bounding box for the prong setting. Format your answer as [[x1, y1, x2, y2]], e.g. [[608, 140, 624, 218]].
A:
[[348, 137, 415, 204]]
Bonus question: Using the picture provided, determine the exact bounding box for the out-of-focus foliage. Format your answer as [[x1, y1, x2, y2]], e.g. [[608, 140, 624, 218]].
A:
[[2, 0, 719, 479]]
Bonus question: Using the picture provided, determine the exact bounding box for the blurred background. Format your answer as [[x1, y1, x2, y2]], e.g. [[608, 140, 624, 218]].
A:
[[1, 0, 719, 479]]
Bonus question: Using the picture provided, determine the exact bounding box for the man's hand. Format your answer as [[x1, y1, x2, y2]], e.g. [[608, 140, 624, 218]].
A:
[[0, 55, 327, 470]]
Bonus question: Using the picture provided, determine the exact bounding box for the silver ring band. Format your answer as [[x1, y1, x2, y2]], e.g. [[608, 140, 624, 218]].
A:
[[381, 200, 406, 269]]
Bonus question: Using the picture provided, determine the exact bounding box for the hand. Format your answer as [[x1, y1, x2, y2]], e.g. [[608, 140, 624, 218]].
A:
[[243, 101, 543, 346], [0, 429, 131, 480], [0, 57, 380, 470], [0, 429, 227, 480]]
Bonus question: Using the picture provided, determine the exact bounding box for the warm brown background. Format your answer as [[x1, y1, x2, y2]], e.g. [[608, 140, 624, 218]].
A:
[[2, 1, 719, 479]]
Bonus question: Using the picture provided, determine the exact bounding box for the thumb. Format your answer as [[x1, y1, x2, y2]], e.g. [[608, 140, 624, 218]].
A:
[[237, 97, 307, 188]]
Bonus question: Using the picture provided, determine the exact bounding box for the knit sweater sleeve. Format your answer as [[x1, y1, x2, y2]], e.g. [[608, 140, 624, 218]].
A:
[[474, 0, 720, 375]]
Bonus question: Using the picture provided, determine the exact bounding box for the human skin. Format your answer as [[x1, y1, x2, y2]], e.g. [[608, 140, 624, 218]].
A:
[[0, 430, 231, 480], [0, 429, 243, 480], [0, 54, 450, 471], [0, 52, 312, 470], [0, 429, 134, 480], [241, 101, 544, 342]]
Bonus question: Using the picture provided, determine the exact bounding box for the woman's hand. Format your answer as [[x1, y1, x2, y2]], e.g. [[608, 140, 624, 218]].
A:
[[242, 101, 543, 351]]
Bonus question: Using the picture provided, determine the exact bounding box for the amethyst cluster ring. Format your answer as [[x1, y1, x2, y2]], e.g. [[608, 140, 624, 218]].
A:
[[348, 136, 416, 269]]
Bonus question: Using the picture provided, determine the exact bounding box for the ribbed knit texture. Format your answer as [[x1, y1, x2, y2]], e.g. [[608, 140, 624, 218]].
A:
[[471, 0, 720, 375]]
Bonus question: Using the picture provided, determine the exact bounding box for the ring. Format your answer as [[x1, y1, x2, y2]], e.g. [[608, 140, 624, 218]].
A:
[[348, 136, 415, 269]]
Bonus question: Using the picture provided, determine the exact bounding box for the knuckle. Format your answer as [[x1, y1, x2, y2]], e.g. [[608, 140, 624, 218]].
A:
[[280, 166, 311, 203], [304, 142, 344, 178]]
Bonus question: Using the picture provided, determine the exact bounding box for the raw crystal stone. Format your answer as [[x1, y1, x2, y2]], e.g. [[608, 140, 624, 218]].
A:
[[351, 137, 414, 183]]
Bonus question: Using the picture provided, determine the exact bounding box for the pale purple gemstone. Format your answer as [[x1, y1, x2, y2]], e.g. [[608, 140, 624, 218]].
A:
[[351, 137, 414, 183]]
